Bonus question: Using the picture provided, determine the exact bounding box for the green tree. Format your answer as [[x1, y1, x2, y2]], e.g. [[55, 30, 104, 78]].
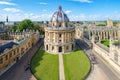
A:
[[17, 19, 38, 31]]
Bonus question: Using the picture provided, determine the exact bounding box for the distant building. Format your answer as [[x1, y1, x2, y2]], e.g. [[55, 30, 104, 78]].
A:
[[4, 16, 15, 29], [107, 19, 113, 28]]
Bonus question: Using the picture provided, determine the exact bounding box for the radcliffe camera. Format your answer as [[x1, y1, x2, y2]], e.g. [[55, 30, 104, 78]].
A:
[[0, 0, 120, 80]]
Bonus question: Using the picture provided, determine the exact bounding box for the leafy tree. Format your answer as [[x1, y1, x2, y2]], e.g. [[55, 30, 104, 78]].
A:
[[16, 19, 40, 31], [96, 24, 106, 26], [0, 22, 4, 24]]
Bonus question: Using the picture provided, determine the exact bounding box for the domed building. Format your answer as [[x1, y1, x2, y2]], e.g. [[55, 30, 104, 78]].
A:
[[44, 6, 75, 54]]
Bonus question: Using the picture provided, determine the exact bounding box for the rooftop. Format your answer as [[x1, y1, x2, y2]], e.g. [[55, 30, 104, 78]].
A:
[[0, 42, 18, 54]]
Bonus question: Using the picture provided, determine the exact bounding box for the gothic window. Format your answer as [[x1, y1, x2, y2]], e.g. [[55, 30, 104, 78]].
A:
[[52, 46, 54, 50], [46, 45, 48, 50], [114, 52, 118, 62], [0, 58, 3, 64], [72, 44, 74, 50]]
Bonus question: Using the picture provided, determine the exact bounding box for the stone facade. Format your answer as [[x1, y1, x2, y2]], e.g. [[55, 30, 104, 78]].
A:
[[92, 42, 120, 75], [44, 6, 75, 54], [75, 20, 120, 75], [0, 30, 40, 75], [107, 19, 113, 28]]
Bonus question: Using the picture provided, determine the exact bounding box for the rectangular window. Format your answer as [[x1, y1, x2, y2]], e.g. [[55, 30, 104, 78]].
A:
[[59, 40, 61, 43], [10, 53, 12, 57], [66, 46, 69, 50], [6, 55, 8, 60], [0, 58, 3, 64], [59, 34, 62, 38], [14, 50, 16, 55]]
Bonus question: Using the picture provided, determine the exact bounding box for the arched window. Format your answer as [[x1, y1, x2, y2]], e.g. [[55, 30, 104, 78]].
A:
[[72, 44, 74, 50], [46, 45, 48, 50], [59, 46, 62, 52], [52, 46, 54, 50]]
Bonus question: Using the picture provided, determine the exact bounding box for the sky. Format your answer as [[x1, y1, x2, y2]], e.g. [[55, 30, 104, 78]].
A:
[[0, 0, 120, 21]]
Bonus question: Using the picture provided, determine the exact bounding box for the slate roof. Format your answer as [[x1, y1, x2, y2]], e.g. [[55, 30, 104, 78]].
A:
[[0, 42, 18, 54], [0, 26, 4, 31]]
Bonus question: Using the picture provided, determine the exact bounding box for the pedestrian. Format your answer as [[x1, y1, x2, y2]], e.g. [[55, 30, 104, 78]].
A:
[[24, 65, 26, 71]]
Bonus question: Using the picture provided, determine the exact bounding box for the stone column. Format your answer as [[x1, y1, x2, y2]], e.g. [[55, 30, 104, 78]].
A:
[[55, 33, 57, 43], [65, 33, 67, 43]]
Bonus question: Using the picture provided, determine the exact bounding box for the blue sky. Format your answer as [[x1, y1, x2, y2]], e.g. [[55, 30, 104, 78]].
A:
[[0, 0, 120, 21]]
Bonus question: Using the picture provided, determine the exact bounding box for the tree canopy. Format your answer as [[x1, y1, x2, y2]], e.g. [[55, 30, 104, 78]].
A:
[[17, 19, 39, 31], [9, 19, 39, 31]]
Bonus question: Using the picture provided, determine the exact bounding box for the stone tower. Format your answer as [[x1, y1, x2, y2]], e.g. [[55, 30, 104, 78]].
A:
[[44, 6, 75, 54], [107, 19, 113, 28]]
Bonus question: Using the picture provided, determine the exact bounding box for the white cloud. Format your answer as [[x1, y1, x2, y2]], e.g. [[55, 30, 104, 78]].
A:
[[65, 10, 72, 14], [39, 2, 48, 5], [71, 0, 92, 3], [0, 1, 16, 5], [0, 13, 52, 21], [1, 11, 120, 21], [3, 8, 21, 13]]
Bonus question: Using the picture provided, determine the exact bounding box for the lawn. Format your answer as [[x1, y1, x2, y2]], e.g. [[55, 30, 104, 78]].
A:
[[30, 50, 59, 80], [63, 50, 91, 80], [101, 40, 119, 47], [101, 40, 109, 47]]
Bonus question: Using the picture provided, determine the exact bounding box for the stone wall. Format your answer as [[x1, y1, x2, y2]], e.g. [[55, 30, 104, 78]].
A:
[[0, 31, 40, 76], [93, 42, 120, 74]]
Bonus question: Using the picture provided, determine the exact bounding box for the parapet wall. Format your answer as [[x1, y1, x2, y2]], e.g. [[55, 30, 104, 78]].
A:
[[93, 42, 120, 75]]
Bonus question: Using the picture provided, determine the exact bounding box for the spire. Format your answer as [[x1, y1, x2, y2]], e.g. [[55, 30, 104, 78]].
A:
[[58, 5, 62, 11], [6, 16, 8, 22]]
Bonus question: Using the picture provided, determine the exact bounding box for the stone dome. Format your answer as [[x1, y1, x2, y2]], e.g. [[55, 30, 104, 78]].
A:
[[51, 6, 69, 22]]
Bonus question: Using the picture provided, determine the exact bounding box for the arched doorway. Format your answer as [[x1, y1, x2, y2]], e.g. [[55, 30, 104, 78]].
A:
[[59, 46, 62, 52]]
